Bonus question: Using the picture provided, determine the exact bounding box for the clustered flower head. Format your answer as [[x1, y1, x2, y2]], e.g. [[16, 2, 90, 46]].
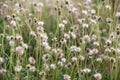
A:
[[70, 46, 81, 53]]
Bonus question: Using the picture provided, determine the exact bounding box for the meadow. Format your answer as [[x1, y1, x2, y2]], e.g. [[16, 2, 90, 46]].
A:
[[0, 0, 120, 80]]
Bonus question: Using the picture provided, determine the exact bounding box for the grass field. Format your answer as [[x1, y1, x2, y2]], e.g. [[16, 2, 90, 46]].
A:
[[0, 0, 120, 80]]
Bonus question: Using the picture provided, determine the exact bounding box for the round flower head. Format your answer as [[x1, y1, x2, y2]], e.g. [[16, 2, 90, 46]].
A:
[[29, 66, 36, 72], [63, 74, 71, 80], [10, 20, 16, 28], [15, 46, 24, 55], [93, 73, 102, 80], [39, 70, 46, 76], [15, 65, 22, 72], [9, 40, 15, 46], [50, 63, 56, 70], [82, 68, 91, 74], [29, 57, 36, 64]]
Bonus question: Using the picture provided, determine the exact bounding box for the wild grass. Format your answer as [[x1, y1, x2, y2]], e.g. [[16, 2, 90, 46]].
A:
[[0, 0, 120, 80]]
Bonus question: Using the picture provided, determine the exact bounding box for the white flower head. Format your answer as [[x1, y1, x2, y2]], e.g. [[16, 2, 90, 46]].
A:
[[15, 65, 22, 72], [91, 34, 97, 41], [82, 68, 91, 74], [70, 46, 81, 53], [116, 12, 120, 17], [59, 23, 65, 30], [22, 43, 28, 49], [93, 41, 99, 46], [9, 40, 15, 46], [63, 74, 71, 80], [58, 61, 64, 67], [82, 10, 88, 15], [106, 5, 111, 10], [29, 66, 36, 72], [50, 64, 56, 70], [79, 55, 85, 61], [61, 57, 66, 63], [29, 57, 36, 64], [42, 54, 50, 61], [64, 33, 70, 39], [37, 2, 44, 8], [44, 64, 50, 71], [30, 31, 36, 37], [72, 57, 77, 62], [10, 20, 16, 28], [39, 70, 46, 76], [0, 68, 7, 74], [38, 21, 44, 26], [83, 35, 90, 42], [93, 73, 102, 80], [82, 23, 89, 28], [71, 32, 76, 39], [15, 46, 24, 55], [91, 9, 96, 14], [62, 20, 67, 24], [60, 38, 67, 44]]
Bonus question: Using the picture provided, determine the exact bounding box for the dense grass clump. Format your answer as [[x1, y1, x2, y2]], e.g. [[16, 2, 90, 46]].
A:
[[0, 0, 120, 80]]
